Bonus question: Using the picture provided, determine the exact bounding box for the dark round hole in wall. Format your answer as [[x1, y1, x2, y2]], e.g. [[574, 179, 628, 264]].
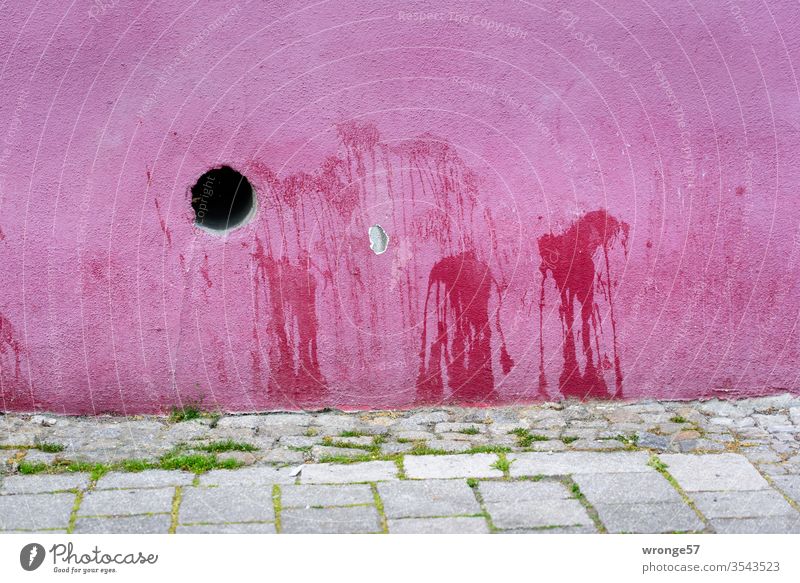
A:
[[191, 166, 255, 232]]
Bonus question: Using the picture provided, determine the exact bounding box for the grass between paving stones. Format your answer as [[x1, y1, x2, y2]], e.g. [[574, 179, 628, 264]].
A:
[[67, 490, 83, 534], [509, 428, 549, 447], [647, 454, 709, 530], [491, 453, 513, 477], [14, 443, 243, 477], [339, 430, 369, 438], [35, 442, 66, 453], [561, 436, 579, 444], [192, 440, 258, 453], [466, 478, 498, 533], [169, 487, 183, 534], [458, 426, 481, 435], [272, 485, 282, 533], [317, 441, 512, 464], [370, 483, 389, 533], [565, 477, 607, 534], [168, 400, 220, 426], [669, 415, 688, 424]]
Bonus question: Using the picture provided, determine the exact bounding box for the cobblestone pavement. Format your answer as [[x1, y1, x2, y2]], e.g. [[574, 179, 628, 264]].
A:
[[2, 394, 800, 533]]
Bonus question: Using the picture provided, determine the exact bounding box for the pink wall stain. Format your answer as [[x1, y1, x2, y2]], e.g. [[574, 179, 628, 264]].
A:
[[1, 1, 799, 413]]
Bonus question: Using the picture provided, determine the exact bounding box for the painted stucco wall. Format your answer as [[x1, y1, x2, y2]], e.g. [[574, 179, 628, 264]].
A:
[[1, 1, 799, 413]]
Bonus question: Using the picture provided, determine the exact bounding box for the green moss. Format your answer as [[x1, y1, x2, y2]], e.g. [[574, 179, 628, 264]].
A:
[[466, 478, 479, 488], [670, 415, 688, 424], [561, 436, 579, 444]]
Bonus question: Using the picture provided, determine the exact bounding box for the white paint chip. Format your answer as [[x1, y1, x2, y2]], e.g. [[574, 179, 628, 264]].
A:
[[368, 224, 389, 255]]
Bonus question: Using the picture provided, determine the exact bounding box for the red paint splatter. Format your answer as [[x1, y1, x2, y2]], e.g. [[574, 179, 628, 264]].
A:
[[416, 251, 513, 405], [252, 238, 326, 407], [200, 254, 212, 288], [0, 314, 23, 379], [735, 185, 745, 196], [154, 199, 172, 246], [538, 210, 628, 399]]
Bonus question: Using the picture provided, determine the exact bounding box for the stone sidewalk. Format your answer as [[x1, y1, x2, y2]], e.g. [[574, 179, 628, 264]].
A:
[[2, 394, 800, 533]]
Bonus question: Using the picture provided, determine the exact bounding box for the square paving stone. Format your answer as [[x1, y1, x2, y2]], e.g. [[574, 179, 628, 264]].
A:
[[179, 486, 274, 524], [378, 480, 481, 518], [711, 516, 800, 534], [0, 493, 75, 530], [486, 499, 592, 530], [79, 487, 175, 517], [2, 473, 90, 494], [508, 452, 652, 477], [96, 470, 194, 490], [199, 466, 296, 486], [388, 517, 489, 534], [659, 454, 769, 491], [403, 454, 502, 479], [280, 484, 373, 508], [478, 480, 571, 503], [281, 505, 381, 533], [300, 461, 398, 483], [771, 475, 800, 504], [573, 472, 683, 504], [691, 490, 797, 518], [594, 502, 704, 533], [73, 514, 171, 534], [177, 522, 276, 533]]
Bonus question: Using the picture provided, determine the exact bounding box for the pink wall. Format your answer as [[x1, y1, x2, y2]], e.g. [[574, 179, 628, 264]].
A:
[[1, 1, 799, 413]]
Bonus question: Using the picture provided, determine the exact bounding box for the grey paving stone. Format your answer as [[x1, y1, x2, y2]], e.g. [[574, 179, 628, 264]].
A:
[[280, 484, 373, 508], [478, 480, 571, 503], [0, 493, 75, 530], [95, 470, 194, 490], [573, 472, 683, 504], [487, 499, 593, 530], [659, 454, 769, 491], [691, 490, 797, 519], [404, 454, 502, 479], [378, 479, 481, 518], [2, 473, 90, 494], [199, 466, 296, 486], [281, 505, 381, 533], [73, 514, 171, 533], [179, 486, 275, 524], [594, 502, 704, 533], [712, 515, 800, 533], [300, 461, 397, 483], [512, 525, 599, 534], [427, 440, 472, 453], [177, 522, 276, 533], [388, 517, 489, 533], [770, 475, 800, 503], [79, 487, 175, 517], [508, 451, 652, 477]]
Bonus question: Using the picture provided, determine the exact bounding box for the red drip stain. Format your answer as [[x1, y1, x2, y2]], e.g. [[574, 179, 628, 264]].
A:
[[200, 254, 212, 288], [537, 210, 629, 399], [0, 226, 5, 241], [0, 314, 23, 378], [416, 251, 512, 405], [252, 239, 327, 407], [154, 199, 172, 246]]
